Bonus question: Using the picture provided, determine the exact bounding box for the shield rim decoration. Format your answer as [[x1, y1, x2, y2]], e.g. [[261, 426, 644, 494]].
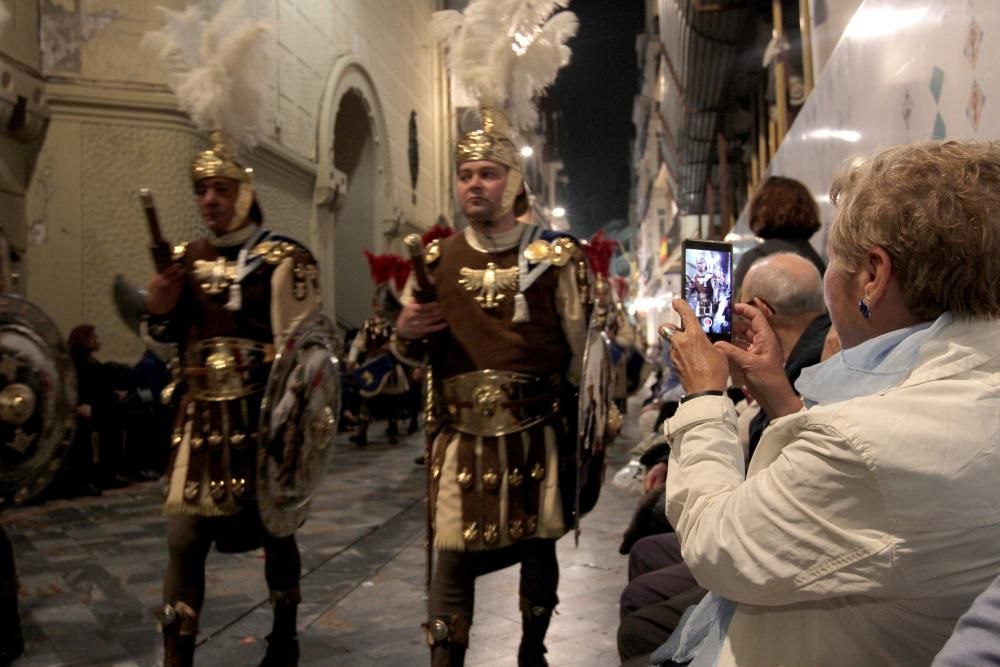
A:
[[0, 294, 76, 506], [257, 310, 341, 538], [574, 326, 614, 541], [577, 326, 613, 455]]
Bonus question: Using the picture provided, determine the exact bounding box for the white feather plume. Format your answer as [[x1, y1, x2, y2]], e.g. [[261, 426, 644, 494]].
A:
[[143, 0, 272, 148], [433, 0, 578, 134]]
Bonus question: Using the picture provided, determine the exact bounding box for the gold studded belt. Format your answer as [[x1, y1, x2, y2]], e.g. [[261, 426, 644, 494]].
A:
[[441, 370, 561, 437], [183, 337, 274, 401]]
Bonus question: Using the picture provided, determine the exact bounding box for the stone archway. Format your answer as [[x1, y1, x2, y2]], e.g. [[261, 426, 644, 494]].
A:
[[313, 57, 393, 331]]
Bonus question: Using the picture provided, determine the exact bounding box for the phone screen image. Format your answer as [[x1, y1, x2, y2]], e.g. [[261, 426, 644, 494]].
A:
[[683, 241, 733, 341]]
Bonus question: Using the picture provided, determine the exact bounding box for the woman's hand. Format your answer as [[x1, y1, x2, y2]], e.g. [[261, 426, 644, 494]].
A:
[[715, 302, 802, 419], [661, 299, 729, 394], [396, 301, 448, 340], [644, 462, 667, 492]]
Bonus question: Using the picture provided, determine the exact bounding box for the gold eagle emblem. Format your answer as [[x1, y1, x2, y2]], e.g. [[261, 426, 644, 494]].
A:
[[193, 257, 238, 295], [458, 262, 519, 309]]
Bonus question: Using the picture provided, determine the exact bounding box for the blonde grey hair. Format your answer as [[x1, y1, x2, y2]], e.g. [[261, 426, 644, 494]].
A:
[[829, 141, 1000, 319]]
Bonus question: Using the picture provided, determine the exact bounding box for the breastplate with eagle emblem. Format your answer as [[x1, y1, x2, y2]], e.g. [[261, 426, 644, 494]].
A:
[[458, 262, 519, 309]]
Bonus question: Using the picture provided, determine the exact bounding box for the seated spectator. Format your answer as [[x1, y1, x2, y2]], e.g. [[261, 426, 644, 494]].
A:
[[733, 175, 826, 292], [61, 324, 103, 497], [734, 252, 830, 459], [657, 141, 1000, 666], [129, 345, 173, 479], [97, 360, 134, 489], [617, 251, 830, 662]]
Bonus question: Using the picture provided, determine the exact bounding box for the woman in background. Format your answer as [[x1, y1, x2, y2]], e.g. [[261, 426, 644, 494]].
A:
[[734, 175, 826, 291]]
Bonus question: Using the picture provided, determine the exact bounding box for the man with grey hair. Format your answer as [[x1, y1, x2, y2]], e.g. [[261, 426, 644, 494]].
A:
[[738, 252, 830, 456]]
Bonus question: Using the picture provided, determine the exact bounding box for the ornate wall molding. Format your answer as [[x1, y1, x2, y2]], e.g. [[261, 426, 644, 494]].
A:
[[315, 55, 394, 209]]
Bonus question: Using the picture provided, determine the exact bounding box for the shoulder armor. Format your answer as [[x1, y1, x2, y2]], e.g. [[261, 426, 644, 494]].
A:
[[551, 237, 576, 266], [425, 239, 443, 266], [521, 236, 578, 267], [171, 242, 189, 262], [252, 240, 299, 265]]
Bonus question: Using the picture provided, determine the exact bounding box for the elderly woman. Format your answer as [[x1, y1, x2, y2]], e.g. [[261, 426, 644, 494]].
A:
[[659, 141, 1000, 667]]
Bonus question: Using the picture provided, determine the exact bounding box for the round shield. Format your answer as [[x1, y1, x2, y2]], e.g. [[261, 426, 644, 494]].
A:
[[257, 310, 341, 537], [0, 295, 76, 506], [578, 326, 613, 456]]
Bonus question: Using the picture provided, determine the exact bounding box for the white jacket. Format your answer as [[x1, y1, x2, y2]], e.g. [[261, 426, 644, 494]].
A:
[[665, 317, 1000, 667]]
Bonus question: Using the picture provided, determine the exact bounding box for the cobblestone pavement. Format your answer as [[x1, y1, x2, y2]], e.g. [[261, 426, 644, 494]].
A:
[[2, 402, 644, 667]]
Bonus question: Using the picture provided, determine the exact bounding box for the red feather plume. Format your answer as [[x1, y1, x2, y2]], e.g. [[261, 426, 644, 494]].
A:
[[421, 223, 454, 246], [363, 250, 408, 287], [582, 230, 618, 278]]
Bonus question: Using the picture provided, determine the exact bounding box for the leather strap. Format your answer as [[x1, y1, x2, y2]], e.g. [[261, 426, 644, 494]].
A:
[[505, 431, 527, 542], [522, 424, 547, 537], [457, 436, 480, 545], [479, 436, 502, 547]]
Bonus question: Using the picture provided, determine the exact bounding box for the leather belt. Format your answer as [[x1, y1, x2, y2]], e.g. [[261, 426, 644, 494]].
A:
[[442, 370, 560, 437], [183, 337, 273, 401]]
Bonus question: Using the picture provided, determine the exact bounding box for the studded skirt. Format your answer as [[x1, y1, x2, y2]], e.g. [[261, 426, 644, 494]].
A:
[[430, 422, 566, 552], [163, 390, 262, 518]]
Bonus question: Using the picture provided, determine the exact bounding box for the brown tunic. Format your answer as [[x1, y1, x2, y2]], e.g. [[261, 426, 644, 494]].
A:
[[149, 229, 320, 518], [421, 226, 587, 551], [431, 233, 571, 379]]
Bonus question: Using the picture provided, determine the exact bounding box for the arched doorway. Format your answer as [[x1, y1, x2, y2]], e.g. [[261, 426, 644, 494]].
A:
[[313, 57, 393, 332]]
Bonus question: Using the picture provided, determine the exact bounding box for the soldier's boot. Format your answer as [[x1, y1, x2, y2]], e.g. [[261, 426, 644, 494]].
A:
[[0, 574, 24, 664], [259, 587, 300, 667], [349, 420, 368, 447], [386, 418, 399, 444], [156, 602, 198, 667], [423, 615, 471, 667], [517, 599, 553, 667]]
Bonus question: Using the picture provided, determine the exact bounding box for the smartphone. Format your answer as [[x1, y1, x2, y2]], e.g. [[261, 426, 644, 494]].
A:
[[681, 239, 733, 342]]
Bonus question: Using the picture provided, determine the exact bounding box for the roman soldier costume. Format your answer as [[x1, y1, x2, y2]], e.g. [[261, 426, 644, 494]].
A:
[[400, 3, 584, 664], [347, 251, 412, 445], [584, 231, 637, 409], [142, 4, 336, 666]]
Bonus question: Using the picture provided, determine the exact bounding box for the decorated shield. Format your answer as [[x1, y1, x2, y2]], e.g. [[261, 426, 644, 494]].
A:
[[572, 326, 620, 540], [578, 326, 614, 457], [0, 295, 76, 506], [257, 310, 341, 537]]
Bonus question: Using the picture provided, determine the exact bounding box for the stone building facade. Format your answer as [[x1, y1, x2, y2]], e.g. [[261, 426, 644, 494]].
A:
[[0, 0, 453, 360]]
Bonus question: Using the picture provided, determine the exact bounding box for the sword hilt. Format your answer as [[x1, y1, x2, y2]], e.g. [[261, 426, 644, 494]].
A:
[[404, 234, 436, 303], [139, 188, 173, 272]]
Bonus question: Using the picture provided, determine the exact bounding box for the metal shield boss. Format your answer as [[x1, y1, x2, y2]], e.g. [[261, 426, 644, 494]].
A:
[[0, 295, 76, 506], [257, 310, 341, 537]]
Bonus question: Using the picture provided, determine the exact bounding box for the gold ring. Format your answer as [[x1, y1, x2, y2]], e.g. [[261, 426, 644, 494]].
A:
[[659, 325, 675, 340]]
